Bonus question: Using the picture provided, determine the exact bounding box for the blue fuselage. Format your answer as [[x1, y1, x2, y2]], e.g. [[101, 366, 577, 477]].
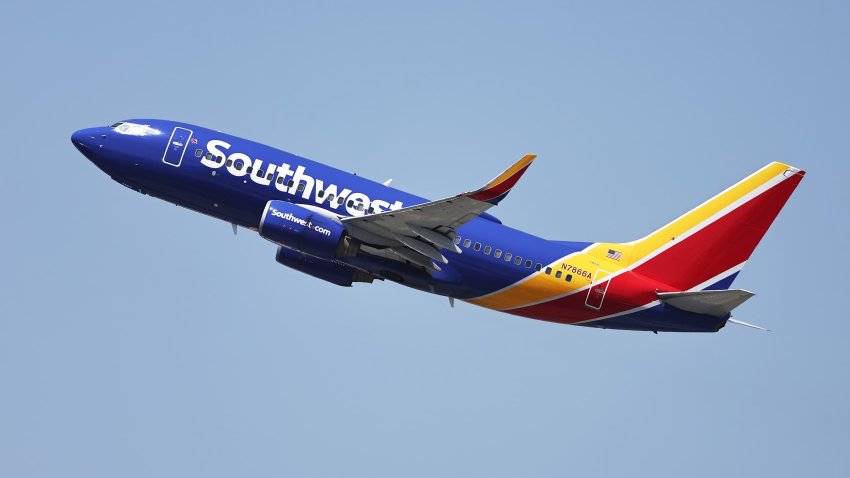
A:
[[72, 119, 589, 301], [74, 118, 795, 334]]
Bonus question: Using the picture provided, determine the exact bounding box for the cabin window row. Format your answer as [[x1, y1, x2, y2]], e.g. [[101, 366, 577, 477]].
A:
[[544, 267, 573, 282], [454, 236, 543, 271]]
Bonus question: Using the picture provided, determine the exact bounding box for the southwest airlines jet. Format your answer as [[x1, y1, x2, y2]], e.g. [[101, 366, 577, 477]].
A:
[[72, 120, 805, 333]]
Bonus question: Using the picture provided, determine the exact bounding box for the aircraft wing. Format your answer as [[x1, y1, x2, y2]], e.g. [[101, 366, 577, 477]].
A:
[[342, 154, 536, 270]]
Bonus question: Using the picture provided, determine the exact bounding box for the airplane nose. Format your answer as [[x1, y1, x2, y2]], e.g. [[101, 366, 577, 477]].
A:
[[72, 129, 92, 152], [71, 127, 104, 160]]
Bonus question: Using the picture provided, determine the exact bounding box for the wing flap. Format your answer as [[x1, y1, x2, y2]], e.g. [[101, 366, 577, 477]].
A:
[[393, 233, 448, 263], [407, 224, 461, 253]]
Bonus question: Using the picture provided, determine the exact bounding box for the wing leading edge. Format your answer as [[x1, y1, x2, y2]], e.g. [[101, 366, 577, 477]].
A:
[[343, 154, 536, 271]]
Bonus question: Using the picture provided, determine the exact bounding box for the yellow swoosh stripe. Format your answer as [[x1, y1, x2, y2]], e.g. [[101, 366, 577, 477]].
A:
[[467, 162, 792, 311]]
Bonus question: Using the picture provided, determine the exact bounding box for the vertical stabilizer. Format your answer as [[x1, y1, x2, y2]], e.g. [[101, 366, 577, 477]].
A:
[[623, 162, 805, 290]]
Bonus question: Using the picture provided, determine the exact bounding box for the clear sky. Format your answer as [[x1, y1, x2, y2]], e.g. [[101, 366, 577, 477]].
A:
[[1, 1, 848, 476]]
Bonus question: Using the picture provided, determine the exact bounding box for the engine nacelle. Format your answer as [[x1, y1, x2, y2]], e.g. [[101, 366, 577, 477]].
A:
[[275, 246, 374, 287], [259, 200, 358, 258]]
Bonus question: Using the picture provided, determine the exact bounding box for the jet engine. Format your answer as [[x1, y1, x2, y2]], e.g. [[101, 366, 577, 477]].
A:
[[275, 246, 374, 287], [259, 200, 359, 258]]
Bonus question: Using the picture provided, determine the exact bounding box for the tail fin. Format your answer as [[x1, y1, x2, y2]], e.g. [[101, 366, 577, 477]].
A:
[[602, 162, 805, 291]]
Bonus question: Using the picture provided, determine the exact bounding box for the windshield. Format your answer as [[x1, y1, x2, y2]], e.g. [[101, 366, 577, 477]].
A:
[[110, 122, 162, 136]]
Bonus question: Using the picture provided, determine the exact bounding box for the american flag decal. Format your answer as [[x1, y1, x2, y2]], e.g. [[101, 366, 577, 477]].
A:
[[607, 249, 622, 261]]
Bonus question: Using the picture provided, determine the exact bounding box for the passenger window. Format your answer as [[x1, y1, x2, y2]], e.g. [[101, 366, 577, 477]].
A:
[[566, 274, 572, 282], [514, 256, 522, 265], [504, 253, 512, 261], [474, 242, 481, 251], [288, 180, 295, 187], [454, 236, 461, 245], [217, 156, 224, 163], [357, 203, 364, 211], [298, 183, 306, 192], [194, 149, 203, 158], [545, 267, 552, 275], [277, 177, 284, 184], [555, 271, 563, 279], [347, 200, 354, 207], [494, 249, 502, 258], [535, 263, 542, 271], [463, 239, 472, 248], [328, 194, 335, 201], [226, 159, 233, 167], [318, 190, 325, 197], [525, 260, 532, 268], [246, 166, 253, 174], [367, 207, 374, 213], [235, 161, 243, 170], [256, 169, 263, 177], [484, 246, 492, 255], [205, 152, 213, 160], [266, 173, 273, 180]]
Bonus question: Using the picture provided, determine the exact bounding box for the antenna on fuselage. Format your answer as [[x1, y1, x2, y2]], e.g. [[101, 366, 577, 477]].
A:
[[232, 223, 237, 235]]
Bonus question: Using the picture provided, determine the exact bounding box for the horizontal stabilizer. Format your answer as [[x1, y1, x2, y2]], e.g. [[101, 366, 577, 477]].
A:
[[657, 289, 755, 317]]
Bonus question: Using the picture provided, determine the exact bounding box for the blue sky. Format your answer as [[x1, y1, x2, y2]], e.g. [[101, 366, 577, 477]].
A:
[[1, 1, 848, 476]]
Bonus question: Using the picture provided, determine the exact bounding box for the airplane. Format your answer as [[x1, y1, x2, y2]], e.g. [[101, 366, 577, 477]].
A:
[[71, 120, 805, 333]]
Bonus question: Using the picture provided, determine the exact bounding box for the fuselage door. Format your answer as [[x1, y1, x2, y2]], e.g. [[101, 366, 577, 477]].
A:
[[162, 127, 193, 167], [585, 269, 612, 310]]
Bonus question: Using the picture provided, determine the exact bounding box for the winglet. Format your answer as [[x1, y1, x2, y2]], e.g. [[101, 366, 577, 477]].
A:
[[465, 154, 536, 205]]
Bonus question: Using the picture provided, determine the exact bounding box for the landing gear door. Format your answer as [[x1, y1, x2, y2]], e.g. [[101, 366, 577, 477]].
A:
[[585, 269, 612, 310], [162, 127, 193, 167]]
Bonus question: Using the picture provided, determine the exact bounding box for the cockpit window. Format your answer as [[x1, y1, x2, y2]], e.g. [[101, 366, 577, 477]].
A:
[[111, 122, 162, 136]]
